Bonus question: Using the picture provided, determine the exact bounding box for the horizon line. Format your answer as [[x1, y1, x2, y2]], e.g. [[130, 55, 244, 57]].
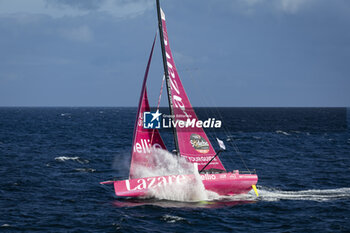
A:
[[0, 106, 348, 108]]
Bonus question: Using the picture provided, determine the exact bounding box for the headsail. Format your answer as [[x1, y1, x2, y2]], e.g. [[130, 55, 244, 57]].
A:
[[157, 6, 226, 172], [129, 35, 167, 179]]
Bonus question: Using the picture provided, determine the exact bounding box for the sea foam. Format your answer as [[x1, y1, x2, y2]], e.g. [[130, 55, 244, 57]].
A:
[[132, 148, 214, 202], [256, 186, 350, 202], [54, 156, 89, 164]]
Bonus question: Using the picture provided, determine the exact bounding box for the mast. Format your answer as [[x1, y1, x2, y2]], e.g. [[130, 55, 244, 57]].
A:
[[156, 0, 180, 155]]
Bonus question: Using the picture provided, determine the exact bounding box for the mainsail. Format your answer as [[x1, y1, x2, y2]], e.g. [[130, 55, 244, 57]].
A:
[[157, 6, 226, 172], [129, 35, 167, 179]]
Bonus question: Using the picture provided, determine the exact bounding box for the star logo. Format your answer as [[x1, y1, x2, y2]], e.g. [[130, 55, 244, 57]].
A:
[[143, 110, 162, 129], [150, 110, 161, 122]]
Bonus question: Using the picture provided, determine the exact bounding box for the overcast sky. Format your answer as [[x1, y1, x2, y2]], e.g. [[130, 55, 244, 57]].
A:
[[0, 0, 349, 107]]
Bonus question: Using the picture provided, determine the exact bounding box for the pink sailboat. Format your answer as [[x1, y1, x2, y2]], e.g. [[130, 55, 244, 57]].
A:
[[101, 0, 258, 198]]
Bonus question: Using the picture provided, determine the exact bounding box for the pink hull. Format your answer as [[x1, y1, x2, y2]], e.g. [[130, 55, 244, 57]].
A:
[[102, 171, 258, 198]]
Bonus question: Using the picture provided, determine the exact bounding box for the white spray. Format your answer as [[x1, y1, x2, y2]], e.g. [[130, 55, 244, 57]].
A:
[[132, 148, 217, 201]]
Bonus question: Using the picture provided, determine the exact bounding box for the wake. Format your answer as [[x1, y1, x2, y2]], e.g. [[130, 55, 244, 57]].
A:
[[220, 186, 350, 202], [255, 186, 350, 202]]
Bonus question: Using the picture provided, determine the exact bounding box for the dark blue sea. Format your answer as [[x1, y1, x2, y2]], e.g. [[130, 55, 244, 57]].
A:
[[1, 107, 349, 232]]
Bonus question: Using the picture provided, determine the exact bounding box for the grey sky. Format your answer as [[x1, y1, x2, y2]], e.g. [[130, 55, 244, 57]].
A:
[[0, 0, 349, 107]]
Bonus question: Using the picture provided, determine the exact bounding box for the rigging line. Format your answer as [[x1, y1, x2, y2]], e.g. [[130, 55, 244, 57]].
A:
[[151, 75, 166, 144], [179, 67, 219, 140], [205, 99, 251, 172], [182, 68, 222, 143], [192, 87, 235, 168], [210, 106, 251, 172], [156, 75, 166, 109], [202, 98, 251, 171], [183, 70, 226, 145], [182, 68, 227, 167], [186, 70, 250, 172]]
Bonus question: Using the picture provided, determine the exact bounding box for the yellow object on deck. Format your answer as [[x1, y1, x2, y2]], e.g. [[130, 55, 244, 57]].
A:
[[252, 185, 259, 197]]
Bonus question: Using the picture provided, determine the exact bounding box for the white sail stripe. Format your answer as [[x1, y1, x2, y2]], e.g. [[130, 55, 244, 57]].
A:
[[160, 8, 165, 20]]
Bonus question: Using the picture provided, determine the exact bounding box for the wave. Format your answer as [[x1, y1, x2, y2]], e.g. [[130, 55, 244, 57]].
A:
[[74, 168, 96, 173], [275, 130, 290, 136], [161, 214, 186, 223], [54, 156, 89, 164]]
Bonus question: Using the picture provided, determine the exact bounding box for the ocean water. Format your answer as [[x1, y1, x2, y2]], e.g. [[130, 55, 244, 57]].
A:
[[0, 107, 349, 232]]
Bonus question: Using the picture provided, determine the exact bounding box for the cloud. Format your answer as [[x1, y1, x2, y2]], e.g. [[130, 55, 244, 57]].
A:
[[278, 0, 314, 14], [224, 0, 318, 15], [0, 0, 87, 18], [0, 0, 153, 18], [59, 25, 93, 42], [45, 0, 105, 11], [99, 0, 154, 18], [240, 0, 264, 6], [173, 51, 195, 65]]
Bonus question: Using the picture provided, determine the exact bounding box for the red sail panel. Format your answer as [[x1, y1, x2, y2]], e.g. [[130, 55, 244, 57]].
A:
[[160, 9, 225, 171], [129, 36, 167, 179]]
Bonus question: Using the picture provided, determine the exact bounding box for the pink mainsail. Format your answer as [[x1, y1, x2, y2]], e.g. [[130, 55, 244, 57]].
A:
[[129, 35, 167, 179], [159, 9, 226, 172]]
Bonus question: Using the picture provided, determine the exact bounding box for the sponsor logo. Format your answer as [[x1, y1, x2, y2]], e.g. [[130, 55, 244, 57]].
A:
[[142, 111, 222, 130], [200, 173, 217, 180], [190, 134, 209, 154], [125, 175, 187, 191], [162, 117, 222, 129], [143, 110, 162, 129], [133, 139, 162, 154], [124, 173, 219, 191], [187, 156, 217, 163]]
